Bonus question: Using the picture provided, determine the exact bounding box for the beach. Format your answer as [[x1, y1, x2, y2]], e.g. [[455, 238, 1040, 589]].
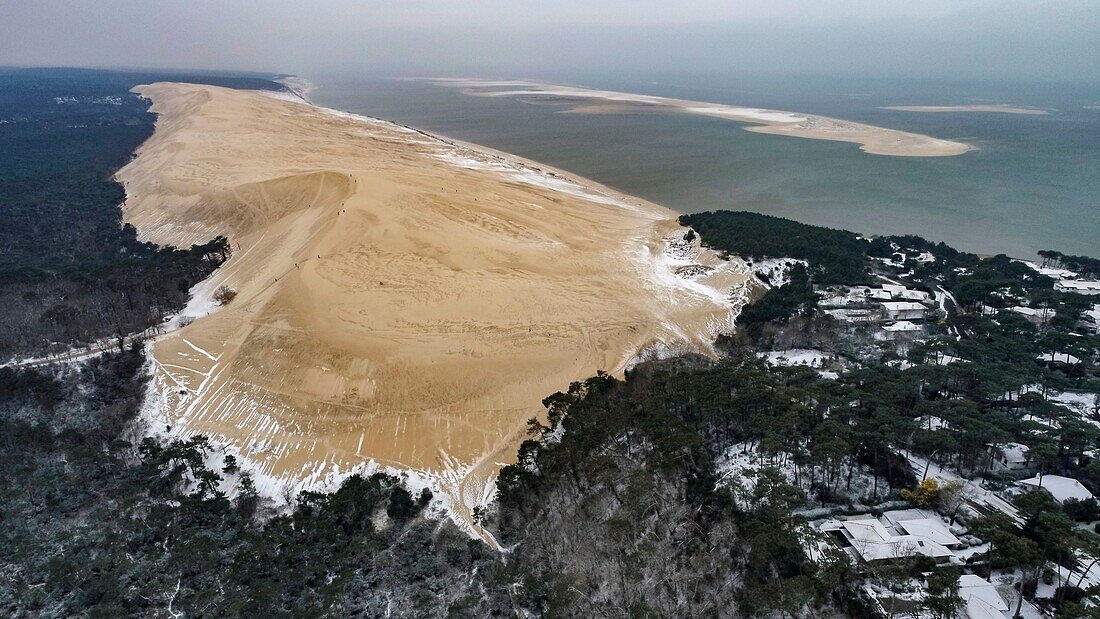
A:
[[117, 83, 750, 535], [429, 79, 973, 157]]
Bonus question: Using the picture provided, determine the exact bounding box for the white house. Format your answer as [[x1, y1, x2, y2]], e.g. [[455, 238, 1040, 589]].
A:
[[1009, 305, 1055, 325], [824, 308, 877, 323], [989, 442, 1030, 471], [958, 574, 1009, 619], [1036, 351, 1083, 366], [881, 301, 928, 321], [880, 321, 924, 341], [913, 415, 950, 432], [819, 515, 955, 564], [1055, 280, 1100, 295], [1084, 305, 1100, 333], [1019, 475, 1094, 504]]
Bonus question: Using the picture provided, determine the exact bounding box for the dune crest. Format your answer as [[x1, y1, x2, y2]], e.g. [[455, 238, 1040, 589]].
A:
[[118, 83, 749, 535]]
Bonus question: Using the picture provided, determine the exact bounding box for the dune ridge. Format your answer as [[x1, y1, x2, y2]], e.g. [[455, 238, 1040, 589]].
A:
[[118, 83, 750, 536]]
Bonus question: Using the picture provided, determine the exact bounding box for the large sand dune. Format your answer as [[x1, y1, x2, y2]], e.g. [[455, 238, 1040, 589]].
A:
[[118, 83, 749, 536]]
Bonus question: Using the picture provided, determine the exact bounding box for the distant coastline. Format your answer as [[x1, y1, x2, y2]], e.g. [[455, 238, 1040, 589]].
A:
[[882, 104, 1050, 115]]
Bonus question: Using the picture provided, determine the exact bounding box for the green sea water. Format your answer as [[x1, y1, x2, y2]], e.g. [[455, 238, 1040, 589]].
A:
[[310, 73, 1100, 259]]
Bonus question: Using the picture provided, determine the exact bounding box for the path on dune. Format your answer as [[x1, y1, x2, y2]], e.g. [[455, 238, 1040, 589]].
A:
[[117, 83, 750, 538]]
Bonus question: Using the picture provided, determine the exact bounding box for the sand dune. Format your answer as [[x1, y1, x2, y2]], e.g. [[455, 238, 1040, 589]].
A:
[[118, 83, 749, 536], [428, 79, 972, 157]]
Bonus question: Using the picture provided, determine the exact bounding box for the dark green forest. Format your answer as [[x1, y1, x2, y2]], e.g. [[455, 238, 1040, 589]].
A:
[[0, 68, 277, 356]]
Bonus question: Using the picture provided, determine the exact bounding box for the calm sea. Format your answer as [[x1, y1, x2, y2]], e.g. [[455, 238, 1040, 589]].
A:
[[309, 73, 1100, 259]]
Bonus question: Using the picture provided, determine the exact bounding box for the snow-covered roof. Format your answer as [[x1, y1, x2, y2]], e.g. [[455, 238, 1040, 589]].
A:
[[913, 415, 950, 431], [883, 321, 923, 332], [896, 518, 960, 547], [1009, 306, 1054, 319], [990, 442, 1029, 464], [824, 518, 955, 562], [881, 301, 927, 311], [1019, 475, 1094, 503], [1036, 352, 1082, 365], [901, 289, 933, 301], [959, 574, 1009, 619], [1055, 280, 1100, 294], [1019, 260, 1078, 280], [931, 354, 966, 366], [1086, 305, 1100, 324]]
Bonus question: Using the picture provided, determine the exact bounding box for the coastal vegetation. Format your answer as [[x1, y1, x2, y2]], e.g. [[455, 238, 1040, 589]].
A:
[[0, 68, 275, 357], [680, 211, 870, 285]]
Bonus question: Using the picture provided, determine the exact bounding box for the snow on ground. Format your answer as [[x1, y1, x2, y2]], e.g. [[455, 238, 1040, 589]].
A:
[[904, 452, 1021, 523], [1018, 259, 1078, 280], [432, 148, 647, 213], [1048, 390, 1099, 418], [745, 257, 806, 288], [136, 350, 482, 538], [714, 442, 799, 493], [760, 348, 833, 368]]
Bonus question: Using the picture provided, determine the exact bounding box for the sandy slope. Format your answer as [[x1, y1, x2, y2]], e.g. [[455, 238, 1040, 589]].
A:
[[430, 79, 973, 157], [118, 83, 749, 536]]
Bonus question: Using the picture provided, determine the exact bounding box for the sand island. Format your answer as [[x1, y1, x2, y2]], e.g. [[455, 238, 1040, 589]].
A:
[[882, 104, 1050, 115], [428, 79, 973, 157], [117, 83, 750, 534]]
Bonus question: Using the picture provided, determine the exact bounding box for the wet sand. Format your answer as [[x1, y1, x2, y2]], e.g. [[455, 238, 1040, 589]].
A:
[[429, 79, 973, 157], [117, 83, 749, 536]]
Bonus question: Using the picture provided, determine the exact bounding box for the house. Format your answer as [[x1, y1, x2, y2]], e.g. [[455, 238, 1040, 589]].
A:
[[1036, 351, 1083, 366], [867, 287, 895, 300], [900, 288, 933, 303], [880, 509, 963, 550], [819, 515, 956, 564], [881, 301, 928, 321], [1009, 305, 1054, 325], [824, 308, 878, 323], [1019, 475, 1094, 504], [1083, 305, 1100, 334], [881, 283, 907, 298], [880, 321, 924, 341], [988, 442, 1030, 471], [1055, 280, 1100, 295], [913, 415, 950, 432], [958, 574, 1009, 619]]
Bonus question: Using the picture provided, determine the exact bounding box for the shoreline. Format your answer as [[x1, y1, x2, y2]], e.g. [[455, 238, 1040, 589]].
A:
[[119, 81, 751, 539], [276, 75, 670, 219]]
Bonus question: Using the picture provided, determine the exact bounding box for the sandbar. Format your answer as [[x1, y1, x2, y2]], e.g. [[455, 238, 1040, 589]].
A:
[[882, 104, 1049, 115], [428, 79, 972, 157]]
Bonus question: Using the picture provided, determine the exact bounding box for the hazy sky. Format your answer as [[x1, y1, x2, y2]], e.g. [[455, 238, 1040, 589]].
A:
[[1, 0, 1097, 84]]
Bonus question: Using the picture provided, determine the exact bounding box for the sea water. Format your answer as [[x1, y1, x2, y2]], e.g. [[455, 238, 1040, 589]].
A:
[[310, 72, 1100, 258]]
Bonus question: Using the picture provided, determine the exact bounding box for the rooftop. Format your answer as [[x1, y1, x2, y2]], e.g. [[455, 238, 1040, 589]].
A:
[[1019, 475, 1094, 503]]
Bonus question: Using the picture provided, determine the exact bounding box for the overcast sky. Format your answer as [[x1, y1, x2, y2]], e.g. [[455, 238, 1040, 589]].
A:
[[1, 0, 1097, 84]]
